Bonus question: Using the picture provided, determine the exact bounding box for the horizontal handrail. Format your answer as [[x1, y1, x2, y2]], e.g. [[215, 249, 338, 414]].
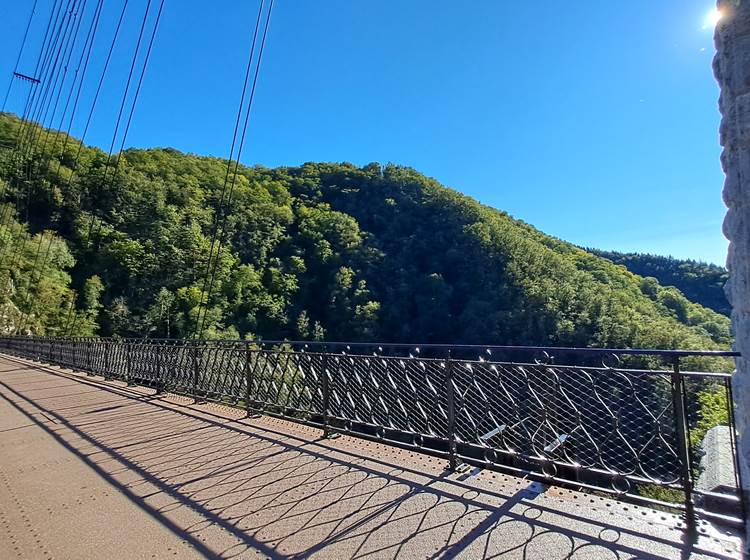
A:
[[9, 335, 740, 358]]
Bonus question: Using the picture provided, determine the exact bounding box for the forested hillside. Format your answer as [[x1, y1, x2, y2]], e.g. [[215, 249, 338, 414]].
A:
[[0, 113, 732, 350], [588, 249, 730, 317]]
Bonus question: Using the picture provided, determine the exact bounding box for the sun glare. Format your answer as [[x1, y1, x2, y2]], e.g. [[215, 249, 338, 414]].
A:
[[703, 7, 723, 30]]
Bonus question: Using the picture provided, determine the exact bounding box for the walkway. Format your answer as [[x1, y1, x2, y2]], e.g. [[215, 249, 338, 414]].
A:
[[0, 356, 742, 559]]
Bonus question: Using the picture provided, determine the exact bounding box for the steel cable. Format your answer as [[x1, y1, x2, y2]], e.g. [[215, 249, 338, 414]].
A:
[[1, 0, 40, 112], [194, 0, 273, 339], [67, 0, 166, 335]]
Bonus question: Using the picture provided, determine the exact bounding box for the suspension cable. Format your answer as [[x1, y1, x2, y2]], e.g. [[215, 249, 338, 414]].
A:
[[13, 0, 76, 197], [6, 0, 66, 177], [12, 230, 46, 334], [17, 230, 55, 334], [18, 2, 103, 332], [80, 0, 162, 260], [35, 0, 90, 169], [67, 0, 166, 335], [22, 0, 83, 164], [63, 0, 130, 189], [61, 0, 133, 335], [0, 0, 74, 247], [2, 0, 40, 112], [0, 0, 60, 201], [15, 0, 73, 160], [195, 0, 274, 339], [99, 0, 153, 190], [109, 0, 165, 184], [53, 0, 105, 177], [13, 0, 64, 131], [193, 0, 267, 339], [21, 1, 82, 222]]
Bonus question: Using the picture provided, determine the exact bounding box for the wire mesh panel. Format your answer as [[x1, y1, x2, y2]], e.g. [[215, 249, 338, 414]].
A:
[[57, 338, 77, 369], [164, 341, 199, 395], [88, 341, 109, 376], [127, 340, 163, 388], [451, 358, 680, 493], [194, 341, 247, 402], [327, 352, 449, 444], [106, 342, 130, 381], [71, 338, 89, 371], [37, 338, 53, 362], [246, 346, 322, 420]]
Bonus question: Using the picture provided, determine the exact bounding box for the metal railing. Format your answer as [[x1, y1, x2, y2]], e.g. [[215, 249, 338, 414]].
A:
[[0, 336, 744, 532]]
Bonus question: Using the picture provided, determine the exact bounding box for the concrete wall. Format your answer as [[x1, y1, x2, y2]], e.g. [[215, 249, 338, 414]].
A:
[[714, 0, 750, 546]]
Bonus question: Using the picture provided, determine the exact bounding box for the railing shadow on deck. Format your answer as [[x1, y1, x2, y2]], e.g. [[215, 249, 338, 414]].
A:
[[0, 358, 738, 560]]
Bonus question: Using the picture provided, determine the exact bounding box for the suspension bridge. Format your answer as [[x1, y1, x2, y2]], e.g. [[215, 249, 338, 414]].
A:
[[0, 337, 744, 558], [0, 0, 747, 557], [0, 347, 743, 558]]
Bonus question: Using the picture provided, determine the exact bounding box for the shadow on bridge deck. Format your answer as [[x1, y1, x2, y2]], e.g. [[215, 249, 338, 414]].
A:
[[0, 356, 741, 559]]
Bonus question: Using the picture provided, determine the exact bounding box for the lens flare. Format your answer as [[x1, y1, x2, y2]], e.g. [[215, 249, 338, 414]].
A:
[[703, 7, 723, 30]]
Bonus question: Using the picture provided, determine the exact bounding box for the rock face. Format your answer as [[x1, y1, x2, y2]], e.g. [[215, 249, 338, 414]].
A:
[[697, 425, 741, 516], [714, 0, 750, 546]]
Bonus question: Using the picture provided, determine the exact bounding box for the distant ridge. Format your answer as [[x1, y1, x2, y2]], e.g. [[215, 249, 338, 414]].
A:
[[587, 250, 729, 317]]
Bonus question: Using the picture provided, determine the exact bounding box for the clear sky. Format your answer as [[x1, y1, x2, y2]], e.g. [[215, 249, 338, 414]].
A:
[[0, 0, 729, 265]]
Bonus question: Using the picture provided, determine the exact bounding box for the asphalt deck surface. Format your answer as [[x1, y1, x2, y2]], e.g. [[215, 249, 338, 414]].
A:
[[0, 355, 743, 559]]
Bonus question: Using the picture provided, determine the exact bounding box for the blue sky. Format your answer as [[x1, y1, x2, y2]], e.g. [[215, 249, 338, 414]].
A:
[[0, 0, 729, 264]]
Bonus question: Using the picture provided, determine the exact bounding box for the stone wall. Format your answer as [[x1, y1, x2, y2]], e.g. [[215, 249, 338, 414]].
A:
[[714, 0, 750, 547]]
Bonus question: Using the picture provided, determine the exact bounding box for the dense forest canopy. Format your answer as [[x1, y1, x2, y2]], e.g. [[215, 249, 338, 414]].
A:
[[0, 113, 732, 352], [588, 249, 730, 317]]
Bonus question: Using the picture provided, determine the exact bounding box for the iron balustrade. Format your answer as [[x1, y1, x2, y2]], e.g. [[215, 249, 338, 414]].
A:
[[0, 336, 744, 533]]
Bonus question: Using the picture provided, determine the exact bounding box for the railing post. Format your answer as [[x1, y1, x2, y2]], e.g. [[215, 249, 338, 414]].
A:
[[321, 344, 333, 438], [244, 342, 251, 414], [125, 341, 132, 385], [446, 349, 460, 472], [154, 342, 162, 394], [192, 341, 200, 399], [726, 376, 748, 531], [243, 342, 261, 419], [671, 356, 696, 541], [103, 340, 111, 380], [85, 340, 92, 375]]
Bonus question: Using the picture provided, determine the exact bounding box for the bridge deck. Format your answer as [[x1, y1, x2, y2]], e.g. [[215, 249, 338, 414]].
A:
[[0, 356, 741, 559]]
